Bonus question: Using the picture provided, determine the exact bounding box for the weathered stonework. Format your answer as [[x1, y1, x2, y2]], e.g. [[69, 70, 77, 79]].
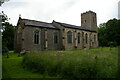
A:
[[14, 11, 98, 52]]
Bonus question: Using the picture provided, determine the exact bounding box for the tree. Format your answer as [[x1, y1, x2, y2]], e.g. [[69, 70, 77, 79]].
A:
[[106, 18, 120, 46], [98, 23, 107, 46], [98, 18, 120, 47], [0, 0, 10, 6], [1, 11, 15, 53]]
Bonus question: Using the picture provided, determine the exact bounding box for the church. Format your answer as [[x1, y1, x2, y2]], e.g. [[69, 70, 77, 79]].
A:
[[14, 11, 98, 52]]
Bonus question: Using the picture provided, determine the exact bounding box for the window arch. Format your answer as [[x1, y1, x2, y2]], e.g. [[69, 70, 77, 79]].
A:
[[67, 31, 72, 43], [77, 33, 80, 44], [34, 30, 39, 44], [85, 33, 88, 44]]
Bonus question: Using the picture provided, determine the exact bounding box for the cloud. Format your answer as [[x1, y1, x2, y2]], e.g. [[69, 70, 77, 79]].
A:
[[1, 0, 119, 26]]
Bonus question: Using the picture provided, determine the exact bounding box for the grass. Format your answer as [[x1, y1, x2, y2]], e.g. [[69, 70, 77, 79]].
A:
[[23, 47, 118, 79], [2, 51, 55, 78], [2, 47, 119, 79]]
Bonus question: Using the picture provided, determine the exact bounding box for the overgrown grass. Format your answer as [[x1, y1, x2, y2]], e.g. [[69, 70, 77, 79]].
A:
[[2, 51, 56, 78], [23, 47, 118, 79]]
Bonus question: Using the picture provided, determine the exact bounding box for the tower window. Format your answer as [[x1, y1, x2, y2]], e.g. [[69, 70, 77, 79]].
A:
[[34, 30, 39, 44], [67, 31, 72, 43]]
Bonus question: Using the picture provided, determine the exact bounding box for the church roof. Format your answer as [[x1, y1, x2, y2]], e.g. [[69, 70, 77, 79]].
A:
[[19, 18, 96, 32], [56, 21, 84, 29], [20, 18, 59, 29], [53, 21, 96, 32]]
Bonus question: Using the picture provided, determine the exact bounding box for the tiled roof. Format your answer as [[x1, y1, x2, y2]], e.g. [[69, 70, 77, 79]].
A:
[[20, 18, 58, 29], [54, 21, 96, 32]]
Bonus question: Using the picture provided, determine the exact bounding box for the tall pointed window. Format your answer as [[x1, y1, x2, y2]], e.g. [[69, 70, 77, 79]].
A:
[[34, 30, 39, 44], [77, 33, 80, 44], [67, 31, 72, 43], [85, 33, 88, 44], [54, 32, 58, 44]]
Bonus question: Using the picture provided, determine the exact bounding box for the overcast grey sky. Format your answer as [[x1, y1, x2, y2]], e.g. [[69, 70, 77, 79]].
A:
[[0, 0, 119, 26]]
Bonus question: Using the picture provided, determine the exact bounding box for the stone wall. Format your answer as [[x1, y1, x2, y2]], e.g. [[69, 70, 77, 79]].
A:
[[63, 27, 98, 50], [52, 21, 64, 50], [17, 26, 61, 51], [46, 28, 60, 50], [14, 24, 23, 52], [23, 26, 42, 51]]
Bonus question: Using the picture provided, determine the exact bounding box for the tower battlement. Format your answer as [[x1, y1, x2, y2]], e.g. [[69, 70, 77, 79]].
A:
[[81, 10, 97, 31]]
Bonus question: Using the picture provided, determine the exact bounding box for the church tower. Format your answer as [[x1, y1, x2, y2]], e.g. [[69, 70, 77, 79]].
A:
[[81, 11, 97, 31]]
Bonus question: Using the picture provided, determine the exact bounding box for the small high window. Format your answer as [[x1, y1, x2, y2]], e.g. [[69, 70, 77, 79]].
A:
[[34, 30, 39, 44], [67, 31, 72, 43]]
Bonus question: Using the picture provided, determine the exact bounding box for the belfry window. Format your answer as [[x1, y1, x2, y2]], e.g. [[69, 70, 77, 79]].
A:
[[85, 33, 88, 44], [34, 30, 39, 44], [77, 33, 80, 44], [67, 31, 72, 43], [54, 32, 58, 44]]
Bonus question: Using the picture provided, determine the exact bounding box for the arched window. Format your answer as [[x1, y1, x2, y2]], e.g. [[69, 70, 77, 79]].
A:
[[85, 33, 88, 44], [67, 31, 72, 43], [94, 35, 96, 44], [77, 33, 80, 44], [54, 32, 58, 44], [34, 30, 39, 44]]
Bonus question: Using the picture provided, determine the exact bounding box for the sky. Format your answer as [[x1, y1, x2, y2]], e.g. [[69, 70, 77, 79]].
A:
[[119, 1, 120, 19], [0, 0, 120, 26]]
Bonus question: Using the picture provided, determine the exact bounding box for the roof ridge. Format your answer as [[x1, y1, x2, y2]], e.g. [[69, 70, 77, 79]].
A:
[[20, 18, 59, 29], [21, 18, 50, 24], [53, 20, 96, 32], [53, 20, 81, 27]]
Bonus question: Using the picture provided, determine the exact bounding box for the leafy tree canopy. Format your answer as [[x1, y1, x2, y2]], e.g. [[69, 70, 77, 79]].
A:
[[98, 18, 120, 47], [1, 11, 15, 53]]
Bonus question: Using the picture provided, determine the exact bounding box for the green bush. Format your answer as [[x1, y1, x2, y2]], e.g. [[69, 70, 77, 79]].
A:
[[22, 47, 118, 78]]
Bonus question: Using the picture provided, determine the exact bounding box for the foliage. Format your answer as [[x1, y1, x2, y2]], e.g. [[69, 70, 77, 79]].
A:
[[98, 19, 120, 47], [22, 47, 118, 79], [98, 23, 107, 46], [1, 11, 15, 52], [0, 0, 10, 6]]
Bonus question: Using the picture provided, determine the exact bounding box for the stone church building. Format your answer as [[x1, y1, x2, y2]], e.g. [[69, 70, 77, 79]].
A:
[[14, 11, 98, 52]]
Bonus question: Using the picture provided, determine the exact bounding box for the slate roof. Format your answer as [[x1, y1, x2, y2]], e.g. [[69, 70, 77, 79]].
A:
[[19, 18, 96, 32], [20, 18, 58, 29], [53, 21, 97, 32]]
